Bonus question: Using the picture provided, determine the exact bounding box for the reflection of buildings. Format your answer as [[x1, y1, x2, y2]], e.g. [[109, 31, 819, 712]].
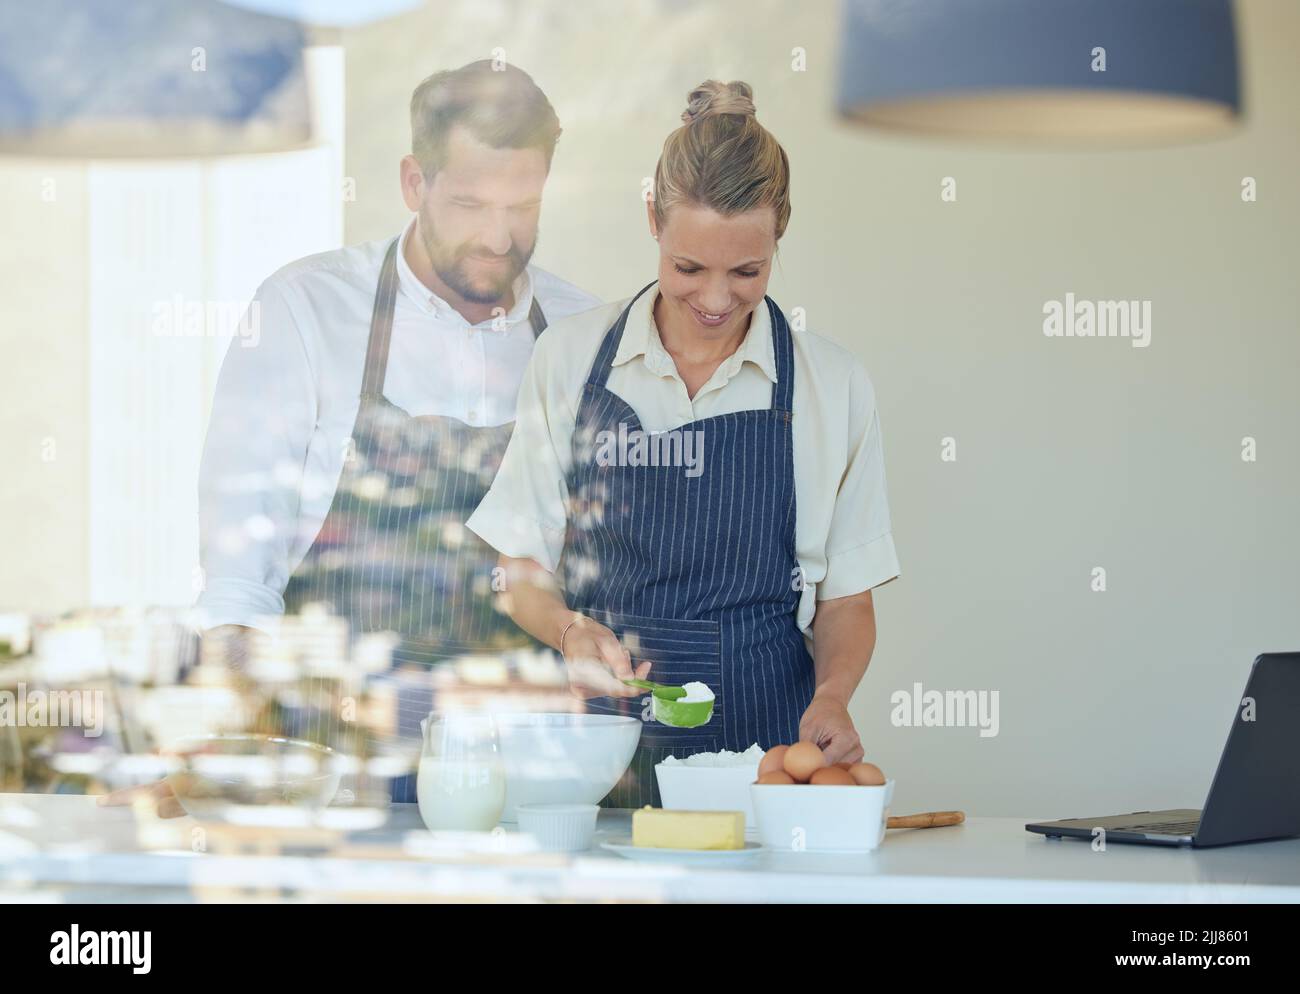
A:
[[0, 603, 579, 799], [245, 602, 579, 749], [1, 608, 206, 792]]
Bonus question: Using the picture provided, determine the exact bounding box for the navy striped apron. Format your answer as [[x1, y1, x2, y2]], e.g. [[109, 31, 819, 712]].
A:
[[281, 238, 547, 793], [564, 282, 814, 808]]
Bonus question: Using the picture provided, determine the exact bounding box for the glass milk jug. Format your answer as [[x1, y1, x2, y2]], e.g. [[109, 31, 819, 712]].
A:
[[416, 712, 506, 831]]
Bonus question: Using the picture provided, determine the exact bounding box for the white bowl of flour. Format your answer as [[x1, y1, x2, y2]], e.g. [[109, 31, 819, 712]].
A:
[[654, 743, 764, 827]]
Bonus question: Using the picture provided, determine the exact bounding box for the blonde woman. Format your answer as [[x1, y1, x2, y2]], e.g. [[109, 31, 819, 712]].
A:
[[467, 81, 900, 807]]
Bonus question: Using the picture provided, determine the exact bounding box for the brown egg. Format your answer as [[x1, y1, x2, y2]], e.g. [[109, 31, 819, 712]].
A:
[[756, 770, 795, 785], [848, 762, 886, 786], [833, 761, 854, 771], [810, 766, 855, 786], [758, 745, 790, 778], [782, 742, 827, 783]]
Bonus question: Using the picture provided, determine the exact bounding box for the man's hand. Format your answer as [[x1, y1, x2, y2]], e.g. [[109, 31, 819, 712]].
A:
[[97, 780, 185, 819], [202, 624, 256, 669], [799, 692, 864, 765]]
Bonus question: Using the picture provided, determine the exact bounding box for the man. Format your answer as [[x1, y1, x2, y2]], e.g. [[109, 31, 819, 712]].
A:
[[103, 62, 593, 815], [194, 61, 598, 782], [198, 59, 594, 637]]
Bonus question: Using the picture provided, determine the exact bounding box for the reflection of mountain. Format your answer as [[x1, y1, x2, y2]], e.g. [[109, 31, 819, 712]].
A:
[[0, 608, 198, 684]]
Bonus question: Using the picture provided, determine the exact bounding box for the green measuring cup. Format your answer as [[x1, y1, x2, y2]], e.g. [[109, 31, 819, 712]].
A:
[[622, 679, 714, 728]]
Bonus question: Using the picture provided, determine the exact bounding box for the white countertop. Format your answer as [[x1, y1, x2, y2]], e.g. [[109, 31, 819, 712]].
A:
[[2, 793, 1297, 903]]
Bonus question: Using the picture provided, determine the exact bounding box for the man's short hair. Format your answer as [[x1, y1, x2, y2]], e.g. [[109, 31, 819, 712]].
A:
[[410, 60, 561, 177]]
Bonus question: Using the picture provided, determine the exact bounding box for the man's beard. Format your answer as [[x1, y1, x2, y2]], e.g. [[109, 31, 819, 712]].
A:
[[418, 205, 536, 306]]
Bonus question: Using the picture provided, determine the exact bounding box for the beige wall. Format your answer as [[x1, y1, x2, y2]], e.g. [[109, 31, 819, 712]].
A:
[[340, 0, 1300, 817], [0, 163, 90, 610]]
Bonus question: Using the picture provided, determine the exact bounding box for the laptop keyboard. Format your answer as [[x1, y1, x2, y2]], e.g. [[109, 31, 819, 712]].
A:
[[1124, 820, 1199, 835]]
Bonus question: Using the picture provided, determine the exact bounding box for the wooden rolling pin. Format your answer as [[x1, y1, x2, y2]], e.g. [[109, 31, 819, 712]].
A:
[[886, 810, 965, 830]]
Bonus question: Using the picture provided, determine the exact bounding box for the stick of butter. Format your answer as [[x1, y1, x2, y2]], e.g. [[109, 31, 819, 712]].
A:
[[631, 807, 745, 850]]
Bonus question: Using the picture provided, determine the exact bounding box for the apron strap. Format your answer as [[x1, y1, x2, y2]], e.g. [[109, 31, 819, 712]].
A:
[[362, 239, 549, 398], [360, 237, 401, 400], [588, 282, 796, 416], [587, 280, 658, 390], [527, 294, 548, 338], [766, 296, 795, 414]]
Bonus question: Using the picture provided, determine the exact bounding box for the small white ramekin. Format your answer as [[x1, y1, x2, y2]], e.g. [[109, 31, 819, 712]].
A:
[[515, 802, 600, 852]]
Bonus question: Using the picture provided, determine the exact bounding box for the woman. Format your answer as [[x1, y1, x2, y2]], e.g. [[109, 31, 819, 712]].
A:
[[467, 81, 900, 807]]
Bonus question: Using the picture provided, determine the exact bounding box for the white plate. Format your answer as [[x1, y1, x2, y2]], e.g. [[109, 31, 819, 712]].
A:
[[600, 838, 764, 864]]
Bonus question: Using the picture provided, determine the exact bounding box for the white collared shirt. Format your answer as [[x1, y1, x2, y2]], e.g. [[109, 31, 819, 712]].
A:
[[466, 288, 901, 635], [196, 217, 601, 630]]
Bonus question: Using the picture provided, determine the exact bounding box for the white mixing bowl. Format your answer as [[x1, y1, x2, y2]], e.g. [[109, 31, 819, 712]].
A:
[[163, 733, 342, 825], [494, 713, 641, 821]]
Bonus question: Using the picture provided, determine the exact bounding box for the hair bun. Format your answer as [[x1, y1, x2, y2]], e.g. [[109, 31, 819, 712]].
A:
[[682, 80, 756, 124]]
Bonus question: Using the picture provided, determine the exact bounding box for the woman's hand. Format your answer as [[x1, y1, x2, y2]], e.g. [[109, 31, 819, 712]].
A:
[[490, 555, 652, 699], [804, 589, 875, 764], [561, 615, 652, 699], [799, 692, 864, 765]]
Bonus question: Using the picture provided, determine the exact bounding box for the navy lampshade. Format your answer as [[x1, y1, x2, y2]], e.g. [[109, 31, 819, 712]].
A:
[[837, 0, 1242, 142], [219, 0, 423, 27], [0, 0, 311, 157]]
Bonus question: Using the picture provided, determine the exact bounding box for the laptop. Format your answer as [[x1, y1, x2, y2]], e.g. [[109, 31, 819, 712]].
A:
[[1026, 652, 1300, 847]]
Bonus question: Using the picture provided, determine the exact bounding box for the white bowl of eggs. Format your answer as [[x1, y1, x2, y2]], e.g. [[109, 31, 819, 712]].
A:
[[749, 743, 894, 852]]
